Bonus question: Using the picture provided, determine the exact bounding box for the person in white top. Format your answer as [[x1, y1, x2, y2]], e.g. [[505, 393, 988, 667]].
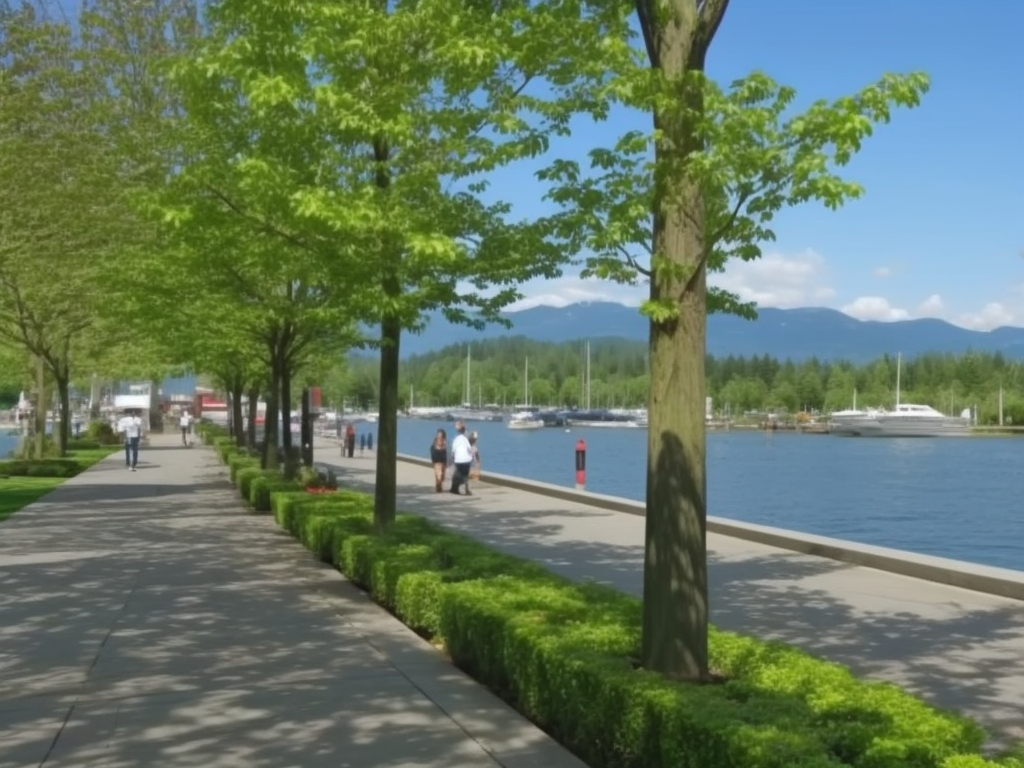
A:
[[118, 410, 144, 471], [448, 421, 474, 496], [180, 410, 193, 446]]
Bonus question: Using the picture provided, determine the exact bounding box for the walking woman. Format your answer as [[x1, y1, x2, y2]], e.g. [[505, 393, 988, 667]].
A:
[[429, 429, 448, 493], [467, 431, 481, 493]]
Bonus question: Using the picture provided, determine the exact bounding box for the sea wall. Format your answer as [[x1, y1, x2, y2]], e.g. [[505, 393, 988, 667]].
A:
[[396, 453, 1024, 602]]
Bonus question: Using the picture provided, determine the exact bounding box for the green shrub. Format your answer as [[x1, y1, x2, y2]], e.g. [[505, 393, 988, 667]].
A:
[[942, 757, 1024, 768], [85, 421, 121, 445], [214, 447, 991, 768], [249, 474, 304, 512], [228, 454, 258, 484], [67, 439, 101, 451], [256, 491, 985, 768], [0, 444, 117, 478], [0, 458, 82, 477]]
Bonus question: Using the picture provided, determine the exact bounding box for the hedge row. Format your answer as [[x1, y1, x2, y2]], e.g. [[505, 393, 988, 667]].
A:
[[0, 446, 120, 477], [204, 422, 1018, 768], [195, 422, 306, 512]]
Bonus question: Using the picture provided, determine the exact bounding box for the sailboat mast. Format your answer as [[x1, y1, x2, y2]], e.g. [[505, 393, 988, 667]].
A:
[[524, 357, 529, 407], [465, 346, 471, 406], [585, 340, 591, 410], [895, 353, 901, 408]]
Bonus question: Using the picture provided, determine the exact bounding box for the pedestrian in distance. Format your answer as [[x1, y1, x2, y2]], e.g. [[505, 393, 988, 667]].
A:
[[359, 432, 366, 456], [118, 409, 144, 471], [448, 421, 473, 496], [345, 423, 356, 458], [429, 429, 448, 493], [179, 409, 193, 446], [366, 431, 373, 452], [467, 431, 481, 493]]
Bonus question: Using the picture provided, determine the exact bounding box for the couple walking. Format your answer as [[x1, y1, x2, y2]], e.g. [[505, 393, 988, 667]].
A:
[[430, 421, 480, 495]]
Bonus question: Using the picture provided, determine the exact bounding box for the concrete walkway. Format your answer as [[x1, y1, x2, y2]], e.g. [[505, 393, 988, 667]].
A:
[[0, 436, 590, 768], [318, 443, 1024, 748]]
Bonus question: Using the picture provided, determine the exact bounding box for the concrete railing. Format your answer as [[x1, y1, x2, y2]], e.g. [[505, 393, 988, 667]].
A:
[[397, 452, 1024, 602]]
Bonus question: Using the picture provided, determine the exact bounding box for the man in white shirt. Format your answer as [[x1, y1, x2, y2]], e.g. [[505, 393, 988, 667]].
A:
[[180, 410, 193, 446], [118, 410, 144, 471], [448, 421, 474, 496]]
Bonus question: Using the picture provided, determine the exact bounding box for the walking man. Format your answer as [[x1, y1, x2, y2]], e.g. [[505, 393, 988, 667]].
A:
[[449, 421, 474, 496], [119, 409, 143, 471], [179, 409, 193, 446]]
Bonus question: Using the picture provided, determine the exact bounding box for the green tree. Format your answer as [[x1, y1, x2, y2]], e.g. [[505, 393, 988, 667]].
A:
[[169, 0, 634, 529], [542, 0, 928, 679], [0, 4, 116, 456]]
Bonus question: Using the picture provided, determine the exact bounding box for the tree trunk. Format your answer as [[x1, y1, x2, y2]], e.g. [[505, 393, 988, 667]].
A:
[[300, 386, 313, 468], [280, 354, 294, 479], [246, 385, 259, 449], [230, 379, 245, 448], [34, 355, 46, 459], [373, 314, 401, 531], [263, 362, 280, 471], [637, 0, 727, 682], [55, 373, 71, 457]]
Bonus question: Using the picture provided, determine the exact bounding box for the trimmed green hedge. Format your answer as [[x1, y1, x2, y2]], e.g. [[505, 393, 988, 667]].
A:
[[0, 458, 82, 477], [942, 757, 1023, 768], [0, 447, 119, 478], [212, 450, 1009, 768], [235, 466, 304, 511]]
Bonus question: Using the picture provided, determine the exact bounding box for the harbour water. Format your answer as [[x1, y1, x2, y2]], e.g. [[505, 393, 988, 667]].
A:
[[5, 426, 1020, 573], [389, 419, 1023, 572], [0, 433, 20, 459]]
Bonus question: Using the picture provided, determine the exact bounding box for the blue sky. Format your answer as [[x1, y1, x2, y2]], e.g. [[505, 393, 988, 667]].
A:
[[502, 0, 1024, 330]]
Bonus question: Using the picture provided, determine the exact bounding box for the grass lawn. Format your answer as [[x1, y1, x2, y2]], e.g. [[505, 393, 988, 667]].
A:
[[0, 476, 65, 522]]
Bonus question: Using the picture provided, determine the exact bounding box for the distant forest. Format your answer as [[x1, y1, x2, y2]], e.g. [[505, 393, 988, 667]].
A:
[[339, 337, 1024, 424]]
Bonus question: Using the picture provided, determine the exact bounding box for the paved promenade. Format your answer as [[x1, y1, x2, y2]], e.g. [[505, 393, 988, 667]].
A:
[[318, 443, 1024, 748], [0, 436, 589, 768]]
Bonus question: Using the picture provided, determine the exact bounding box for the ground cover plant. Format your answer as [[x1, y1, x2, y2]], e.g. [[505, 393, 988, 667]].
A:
[[0, 445, 120, 478], [197, 421, 1018, 768], [0, 476, 64, 521]]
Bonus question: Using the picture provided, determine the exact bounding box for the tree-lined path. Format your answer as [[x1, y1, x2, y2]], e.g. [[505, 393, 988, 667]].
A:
[[0, 436, 585, 768]]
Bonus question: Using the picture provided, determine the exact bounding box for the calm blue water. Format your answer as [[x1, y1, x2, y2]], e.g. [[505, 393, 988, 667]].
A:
[[0, 434, 19, 459], [390, 419, 1024, 572], [5, 426, 1020, 572]]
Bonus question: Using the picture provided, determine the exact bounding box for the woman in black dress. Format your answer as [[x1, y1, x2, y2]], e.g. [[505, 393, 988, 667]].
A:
[[429, 429, 448, 493]]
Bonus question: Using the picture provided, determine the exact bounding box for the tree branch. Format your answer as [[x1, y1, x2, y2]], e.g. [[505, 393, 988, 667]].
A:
[[693, 0, 730, 62], [616, 243, 652, 278], [707, 189, 751, 250], [634, 0, 660, 69], [203, 185, 318, 254]]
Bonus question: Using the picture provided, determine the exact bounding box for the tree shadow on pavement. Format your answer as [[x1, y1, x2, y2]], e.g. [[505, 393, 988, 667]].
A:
[[0, 451, 539, 768]]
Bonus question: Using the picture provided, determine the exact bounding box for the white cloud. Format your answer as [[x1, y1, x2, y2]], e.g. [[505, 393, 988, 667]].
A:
[[509, 252, 1024, 332], [956, 302, 1016, 331], [841, 296, 910, 322], [839, 292, 1021, 330], [710, 249, 836, 308], [917, 294, 945, 315], [506, 275, 644, 312]]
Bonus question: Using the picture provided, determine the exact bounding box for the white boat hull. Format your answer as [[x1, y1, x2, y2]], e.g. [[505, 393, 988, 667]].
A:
[[567, 419, 642, 429], [832, 414, 971, 437], [507, 420, 545, 430]]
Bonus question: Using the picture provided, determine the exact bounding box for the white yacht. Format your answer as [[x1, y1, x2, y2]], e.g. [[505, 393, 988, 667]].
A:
[[507, 411, 545, 430], [830, 355, 972, 438], [846, 403, 972, 437]]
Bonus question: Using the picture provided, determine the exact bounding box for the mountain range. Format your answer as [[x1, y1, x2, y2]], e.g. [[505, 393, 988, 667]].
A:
[[398, 303, 1024, 362]]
